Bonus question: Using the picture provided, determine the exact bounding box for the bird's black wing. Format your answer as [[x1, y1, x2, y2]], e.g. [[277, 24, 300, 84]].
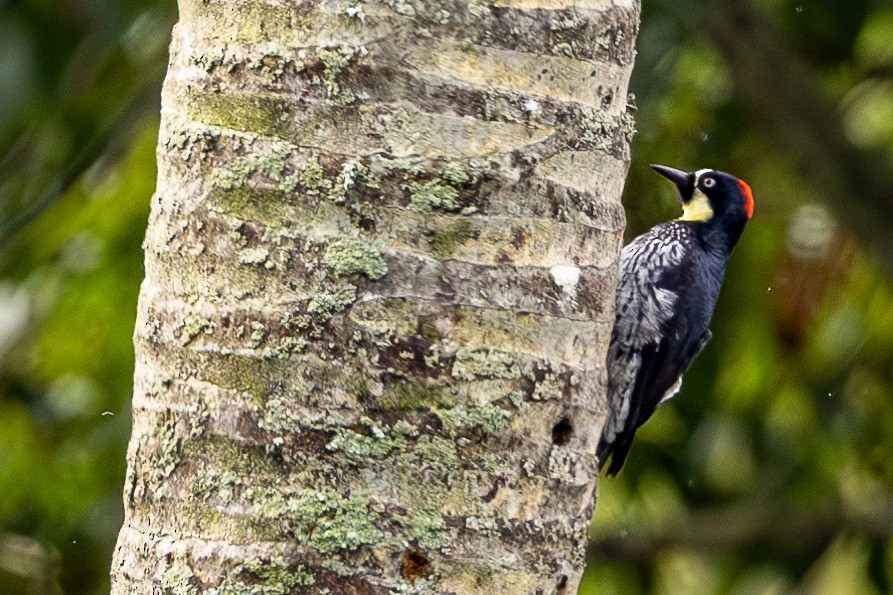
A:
[[602, 324, 711, 476], [598, 224, 711, 476]]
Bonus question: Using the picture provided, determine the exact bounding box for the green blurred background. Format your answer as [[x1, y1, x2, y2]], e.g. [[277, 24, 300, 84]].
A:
[[1, 0, 892, 592]]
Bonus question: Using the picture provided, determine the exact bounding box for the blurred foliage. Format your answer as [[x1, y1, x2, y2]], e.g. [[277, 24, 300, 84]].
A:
[[586, 0, 893, 592], [0, 0, 174, 592], [0, 0, 892, 592]]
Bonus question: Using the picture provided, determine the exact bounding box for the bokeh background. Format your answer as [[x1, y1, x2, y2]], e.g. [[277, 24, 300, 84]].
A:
[[1, 0, 892, 592]]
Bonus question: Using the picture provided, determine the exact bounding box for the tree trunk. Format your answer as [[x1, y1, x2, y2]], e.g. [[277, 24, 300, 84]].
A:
[[111, 0, 639, 591]]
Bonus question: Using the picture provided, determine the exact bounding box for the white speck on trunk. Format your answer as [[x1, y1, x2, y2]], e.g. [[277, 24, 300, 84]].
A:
[[550, 264, 581, 293]]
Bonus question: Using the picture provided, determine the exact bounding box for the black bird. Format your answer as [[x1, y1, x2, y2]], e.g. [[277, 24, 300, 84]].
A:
[[597, 165, 754, 476]]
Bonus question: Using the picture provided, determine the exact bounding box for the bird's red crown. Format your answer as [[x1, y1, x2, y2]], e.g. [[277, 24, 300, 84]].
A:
[[738, 179, 754, 219]]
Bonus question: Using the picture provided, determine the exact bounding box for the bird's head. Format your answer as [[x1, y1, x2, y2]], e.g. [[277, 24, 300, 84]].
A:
[[650, 164, 754, 224]]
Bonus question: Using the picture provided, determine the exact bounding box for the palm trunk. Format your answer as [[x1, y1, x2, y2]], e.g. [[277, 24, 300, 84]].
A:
[[111, 0, 640, 591]]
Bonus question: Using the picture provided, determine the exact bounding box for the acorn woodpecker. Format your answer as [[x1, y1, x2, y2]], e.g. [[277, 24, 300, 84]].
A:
[[597, 165, 755, 476]]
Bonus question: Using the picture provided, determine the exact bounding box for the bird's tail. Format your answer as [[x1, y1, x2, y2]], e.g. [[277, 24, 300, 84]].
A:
[[596, 439, 612, 473], [597, 435, 634, 477]]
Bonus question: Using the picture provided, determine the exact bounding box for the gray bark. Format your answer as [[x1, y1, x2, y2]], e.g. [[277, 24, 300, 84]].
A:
[[111, 0, 640, 592]]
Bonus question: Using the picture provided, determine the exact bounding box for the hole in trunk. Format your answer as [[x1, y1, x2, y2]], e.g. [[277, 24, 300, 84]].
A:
[[551, 418, 573, 446], [401, 549, 431, 581]]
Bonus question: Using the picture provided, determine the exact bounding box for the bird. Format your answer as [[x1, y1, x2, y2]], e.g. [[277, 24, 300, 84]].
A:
[[597, 164, 755, 476]]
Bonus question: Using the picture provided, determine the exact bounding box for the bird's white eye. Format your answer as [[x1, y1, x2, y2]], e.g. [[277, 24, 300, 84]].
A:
[[702, 177, 716, 188]]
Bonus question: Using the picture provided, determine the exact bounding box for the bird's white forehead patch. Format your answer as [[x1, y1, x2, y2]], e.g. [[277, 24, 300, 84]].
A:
[[693, 169, 714, 185]]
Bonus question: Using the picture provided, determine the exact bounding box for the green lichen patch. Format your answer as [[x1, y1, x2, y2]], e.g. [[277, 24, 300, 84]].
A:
[[161, 561, 197, 594], [245, 485, 290, 517], [295, 155, 332, 196], [315, 47, 358, 104], [347, 297, 419, 340], [451, 348, 522, 381], [153, 421, 182, 482], [416, 316, 442, 344], [260, 336, 307, 361], [508, 390, 527, 410], [428, 219, 474, 259], [372, 381, 456, 411], [259, 391, 318, 434], [252, 51, 291, 85], [474, 450, 502, 474], [185, 89, 292, 137], [307, 285, 358, 317], [392, 419, 417, 435], [620, 108, 637, 143], [249, 321, 266, 348], [182, 351, 274, 402], [186, 440, 464, 554], [304, 489, 384, 554], [532, 372, 565, 401], [181, 317, 215, 346], [186, 461, 242, 505], [325, 426, 408, 460], [436, 404, 512, 435], [142, 373, 173, 398], [210, 141, 294, 192], [395, 509, 451, 550], [464, 515, 499, 533], [288, 155, 368, 204], [398, 161, 477, 214], [209, 185, 279, 222], [401, 435, 459, 475], [218, 471, 243, 505], [323, 238, 387, 280], [329, 160, 368, 204], [441, 162, 470, 185], [381, 0, 416, 16], [199, 136, 359, 213], [238, 247, 271, 267], [191, 471, 213, 498], [407, 181, 460, 213], [319, 558, 356, 576], [577, 107, 633, 155], [219, 557, 314, 594]]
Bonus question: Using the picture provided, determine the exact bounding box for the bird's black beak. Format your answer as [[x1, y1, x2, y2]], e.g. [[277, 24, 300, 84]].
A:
[[650, 164, 694, 201]]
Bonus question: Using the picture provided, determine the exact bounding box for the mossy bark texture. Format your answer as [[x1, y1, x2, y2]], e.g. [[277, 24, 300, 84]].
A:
[[112, 0, 640, 592]]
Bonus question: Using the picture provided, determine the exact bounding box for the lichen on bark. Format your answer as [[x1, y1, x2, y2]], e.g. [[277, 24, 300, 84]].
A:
[[112, 0, 641, 592]]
